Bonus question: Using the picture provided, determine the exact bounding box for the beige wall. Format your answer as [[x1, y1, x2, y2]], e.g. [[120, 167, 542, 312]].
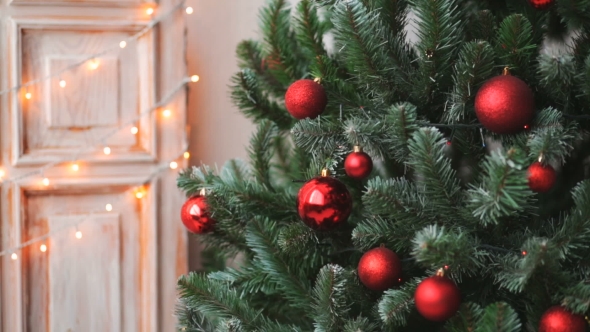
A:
[[186, 0, 264, 167]]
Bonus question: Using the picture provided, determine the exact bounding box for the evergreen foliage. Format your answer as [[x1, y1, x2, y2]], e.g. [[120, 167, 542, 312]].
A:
[[177, 0, 590, 330]]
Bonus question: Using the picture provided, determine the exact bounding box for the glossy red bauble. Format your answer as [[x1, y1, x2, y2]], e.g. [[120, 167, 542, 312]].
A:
[[528, 162, 556, 193], [285, 79, 328, 119], [414, 276, 461, 322], [539, 306, 586, 332], [180, 195, 215, 234], [528, 0, 554, 9], [296, 176, 352, 231], [345, 149, 373, 180], [358, 247, 402, 291], [474, 75, 535, 134]]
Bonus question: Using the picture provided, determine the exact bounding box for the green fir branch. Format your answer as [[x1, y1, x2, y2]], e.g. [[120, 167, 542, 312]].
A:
[[248, 120, 279, 189], [538, 54, 576, 104], [231, 69, 295, 130], [495, 14, 536, 76], [445, 302, 484, 332], [246, 217, 313, 311], [294, 0, 328, 57], [474, 302, 522, 332], [410, 0, 463, 107], [467, 148, 535, 226], [408, 128, 462, 217], [378, 278, 420, 326], [560, 281, 590, 315], [444, 40, 495, 123], [342, 316, 378, 332], [527, 109, 577, 164], [412, 225, 484, 270], [311, 264, 350, 332], [236, 40, 286, 97], [385, 102, 420, 162]]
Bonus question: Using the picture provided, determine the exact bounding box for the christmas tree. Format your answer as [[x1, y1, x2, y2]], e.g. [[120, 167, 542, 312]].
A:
[[176, 0, 590, 331]]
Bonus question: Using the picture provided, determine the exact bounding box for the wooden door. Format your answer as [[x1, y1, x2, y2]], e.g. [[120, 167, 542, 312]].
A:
[[0, 0, 189, 331]]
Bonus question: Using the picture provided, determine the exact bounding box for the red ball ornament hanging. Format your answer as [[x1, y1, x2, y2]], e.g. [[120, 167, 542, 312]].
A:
[[414, 269, 461, 322], [344, 146, 373, 180], [285, 79, 328, 119], [296, 169, 352, 231], [180, 193, 215, 234], [528, 0, 555, 10], [474, 69, 535, 134], [358, 246, 402, 291], [538, 306, 587, 332], [528, 162, 556, 193]]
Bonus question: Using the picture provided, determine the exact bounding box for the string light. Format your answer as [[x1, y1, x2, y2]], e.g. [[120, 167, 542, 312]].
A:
[[11, 253, 17, 260], [0, 169, 5, 178], [119, 41, 127, 49], [40, 244, 47, 252], [170, 161, 178, 169], [190, 75, 200, 82], [163, 109, 171, 117], [89, 59, 99, 70], [105, 204, 113, 212], [103, 147, 111, 155], [71, 163, 79, 172], [186, 7, 194, 14], [75, 231, 83, 239], [25, 92, 32, 100], [131, 126, 139, 135], [135, 190, 145, 199], [184, 152, 190, 159], [59, 79, 66, 88], [42, 178, 50, 186], [146, 7, 154, 15]]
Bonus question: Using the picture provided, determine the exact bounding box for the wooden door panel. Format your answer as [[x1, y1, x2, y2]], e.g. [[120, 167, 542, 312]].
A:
[[11, 18, 156, 166], [22, 187, 149, 332], [10, 0, 144, 6]]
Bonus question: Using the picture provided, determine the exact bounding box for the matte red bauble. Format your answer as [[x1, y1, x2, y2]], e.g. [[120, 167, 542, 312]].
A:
[[296, 173, 352, 231], [358, 247, 402, 291], [345, 146, 373, 180], [180, 195, 215, 234], [285, 79, 328, 119], [414, 275, 461, 322], [528, 162, 556, 193], [539, 306, 586, 332], [528, 0, 554, 9], [474, 75, 535, 134]]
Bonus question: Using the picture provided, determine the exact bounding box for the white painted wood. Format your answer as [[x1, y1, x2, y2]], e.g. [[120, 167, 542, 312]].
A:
[[0, 1, 189, 331]]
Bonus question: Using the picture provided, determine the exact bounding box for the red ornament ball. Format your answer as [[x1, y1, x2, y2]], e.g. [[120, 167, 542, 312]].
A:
[[528, 0, 554, 9], [539, 306, 586, 332], [528, 162, 556, 193], [344, 148, 373, 180], [180, 195, 215, 234], [296, 175, 352, 231], [358, 247, 402, 291], [285, 79, 328, 119], [414, 275, 461, 322], [474, 75, 535, 134]]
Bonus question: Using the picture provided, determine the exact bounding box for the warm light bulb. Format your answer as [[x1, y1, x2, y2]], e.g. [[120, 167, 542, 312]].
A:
[[40, 244, 47, 252], [162, 109, 171, 117], [72, 163, 79, 172], [89, 59, 99, 70], [59, 80, 66, 88], [190, 75, 200, 82], [146, 7, 154, 15], [119, 41, 127, 48], [105, 203, 113, 212], [0, 169, 5, 178], [103, 147, 111, 155], [75, 231, 83, 239], [42, 178, 50, 186], [25, 92, 32, 100], [135, 191, 144, 199], [186, 7, 194, 14], [11, 253, 17, 260], [131, 126, 139, 135], [184, 152, 190, 159], [170, 161, 178, 170]]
